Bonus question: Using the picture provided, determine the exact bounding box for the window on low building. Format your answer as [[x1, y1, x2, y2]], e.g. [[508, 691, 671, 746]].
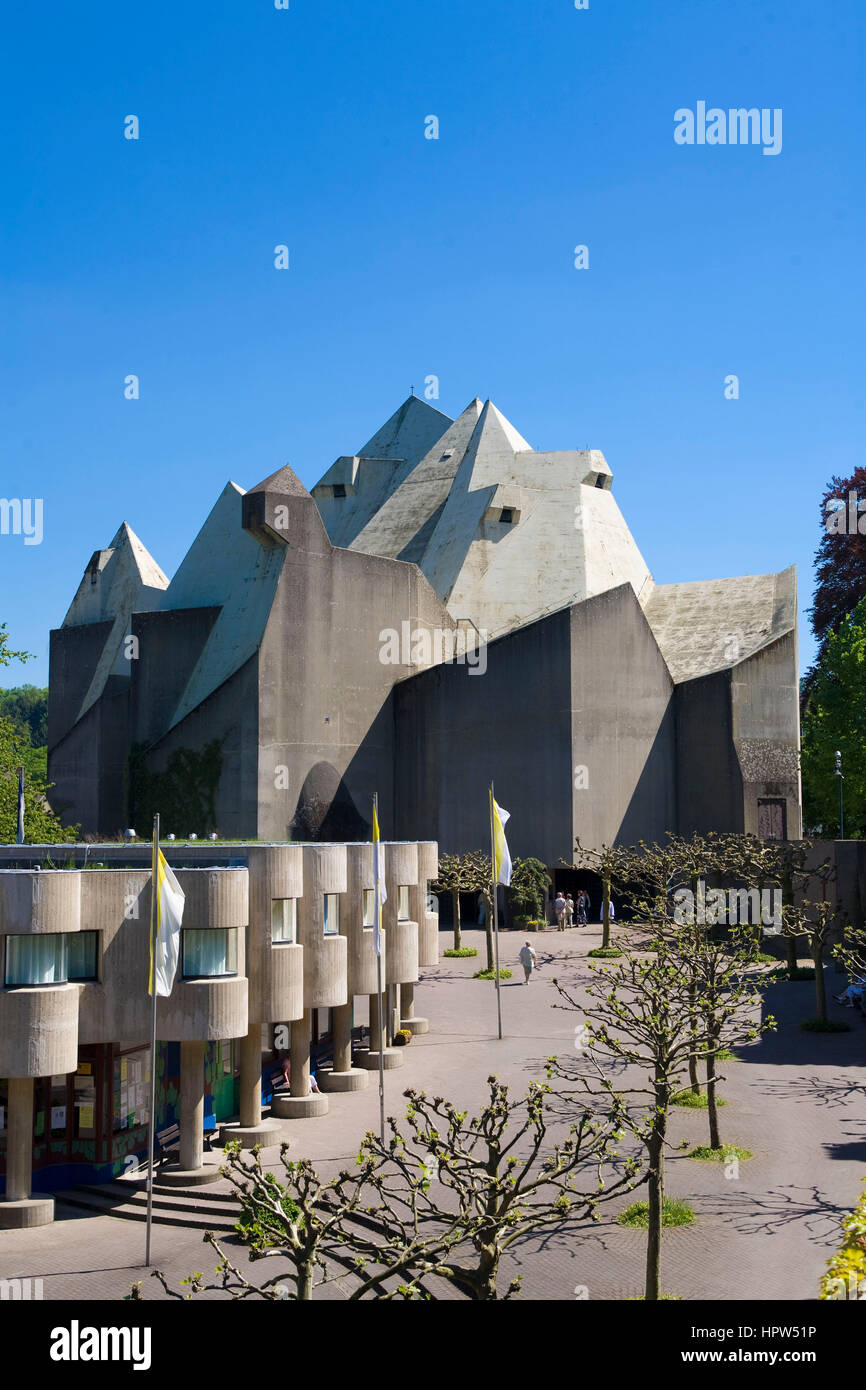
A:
[[4, 933, 68, 987], [362, 889, 374, 926], [500, 508, 514, 524], [271, 899, 297, 944], [398, 886, 410, 920], [323, 894, 340, 936], [68, 931, 99, 982], [332, 483, 347, 498], [183, 929, 238, 978]]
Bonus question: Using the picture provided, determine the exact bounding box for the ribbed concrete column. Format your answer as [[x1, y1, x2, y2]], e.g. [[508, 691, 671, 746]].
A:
[[239, 1026, 262, 1128], [179, 1041, 205, 1171], [7, 1078, 33, 1201], [291, 1009, 311, 1098], [390, 984, 401, 1041]]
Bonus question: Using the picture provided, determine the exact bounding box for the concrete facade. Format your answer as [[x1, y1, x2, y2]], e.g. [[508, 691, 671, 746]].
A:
[[0, 838, 439, 1223], [47, 394, 800, 858]]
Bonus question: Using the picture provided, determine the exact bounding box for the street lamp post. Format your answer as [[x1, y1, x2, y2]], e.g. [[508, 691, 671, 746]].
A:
[[835, 750, 845, 839]]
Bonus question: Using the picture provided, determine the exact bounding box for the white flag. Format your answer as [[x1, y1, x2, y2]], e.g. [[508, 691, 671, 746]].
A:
[[151, 850, 184, 997], [372, 801, 387, 957], [492, 797, 513, 887]]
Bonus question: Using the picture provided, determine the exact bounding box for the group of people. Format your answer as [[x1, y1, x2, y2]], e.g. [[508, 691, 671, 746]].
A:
[[552, 890, 606, 931]]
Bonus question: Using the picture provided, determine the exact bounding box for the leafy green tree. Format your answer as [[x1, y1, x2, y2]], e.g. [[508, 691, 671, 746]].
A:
[[432, 853, 475, 950], [507, 856, 551, 923], [552, 833, 774, 1300], [801, 596, 866, 837], [0, 628, 76, 843], [808, 463, 866, 668], [149, 1080, 641, 1302], [0, 684, 48, 747]]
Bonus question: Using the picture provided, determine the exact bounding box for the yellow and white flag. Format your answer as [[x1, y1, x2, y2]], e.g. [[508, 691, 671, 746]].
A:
[[372, 799, 387, 958], [491, 795, 513, 887], [149, 850, 185, 997]]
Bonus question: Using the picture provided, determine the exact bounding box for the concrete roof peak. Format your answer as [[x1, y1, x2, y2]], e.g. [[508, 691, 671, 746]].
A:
[[481, 400, 532, 453], [248, 462, 311, 498], [358, 394, 453, 462], [105, 522, 169, 590]]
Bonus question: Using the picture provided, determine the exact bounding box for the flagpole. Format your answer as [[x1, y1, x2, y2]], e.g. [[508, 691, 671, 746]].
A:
[[16, 766, 25, 846], [373, 793, 386, 1144], [145, 812, 159, 1267], [490, 783, 503, 1041]]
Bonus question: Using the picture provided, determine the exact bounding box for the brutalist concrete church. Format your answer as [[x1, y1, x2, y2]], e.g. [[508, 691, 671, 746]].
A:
[[48, 395, 801, 861]]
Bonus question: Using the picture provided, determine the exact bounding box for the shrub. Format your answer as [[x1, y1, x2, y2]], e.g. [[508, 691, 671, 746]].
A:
[[617, 1198, 695, 1229], [473, 968, 513, 981], [821, 1182, 866, 1299], [392, 1029, 412, 1047], [687, 1145, 753, 1162], [588, 946, 624, 959], [443, 947, 478, 958], [671, 1090, 727, 1109]]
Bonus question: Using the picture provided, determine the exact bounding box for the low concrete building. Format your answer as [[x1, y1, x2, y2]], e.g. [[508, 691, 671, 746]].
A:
[[0, 838, 438, 1226]]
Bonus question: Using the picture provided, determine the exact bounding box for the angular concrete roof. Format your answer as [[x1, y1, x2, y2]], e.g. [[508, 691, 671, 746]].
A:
[[314, 395, 652, 639], [61, 523, 170, 725], [154, 482, 287, 728], [640, 567, 797, 683], [314, 395, 455, 551]]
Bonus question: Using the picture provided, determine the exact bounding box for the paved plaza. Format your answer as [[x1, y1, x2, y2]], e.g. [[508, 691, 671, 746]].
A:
[[0, 925, 862, 1302]]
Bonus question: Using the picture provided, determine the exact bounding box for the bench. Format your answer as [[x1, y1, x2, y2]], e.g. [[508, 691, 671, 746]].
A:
[[155, 1121, 214, 1167]]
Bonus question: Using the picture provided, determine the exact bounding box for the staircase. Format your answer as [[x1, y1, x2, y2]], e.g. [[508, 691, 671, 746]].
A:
[[55, 1177, 240, 1232]]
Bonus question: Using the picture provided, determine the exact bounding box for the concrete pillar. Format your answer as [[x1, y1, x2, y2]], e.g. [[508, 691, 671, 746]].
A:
[[318, 1001, 368, 1094], [359, 992, 404, 1072], [332, 1003, 352, 1073], [400, 981, 429, 1035], [219, 1024, 288, 1148], [239, 1026, 262, 1128], [179, 1041, 205, 1171], [6, 1077, 33, 1201], [390, 984, 401, 1041], [271, 1011, 329, 1117], [0, 1077, 53, 1227], [290, 1009, 312, 1098], [369, 992, 385, 1053]]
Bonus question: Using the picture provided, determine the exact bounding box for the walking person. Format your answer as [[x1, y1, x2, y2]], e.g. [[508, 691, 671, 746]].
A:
[[554, 891, 567, 931], [519, 940, 537, 984], [565, 894, 575, 929], [577, 891, 588, 926]]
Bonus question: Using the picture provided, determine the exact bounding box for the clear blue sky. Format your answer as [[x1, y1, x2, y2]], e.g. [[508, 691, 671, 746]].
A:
[[2, 0, 863, 687]]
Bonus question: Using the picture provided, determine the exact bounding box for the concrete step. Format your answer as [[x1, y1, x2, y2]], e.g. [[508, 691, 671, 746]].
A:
[[55, 1183, 240, 1231]]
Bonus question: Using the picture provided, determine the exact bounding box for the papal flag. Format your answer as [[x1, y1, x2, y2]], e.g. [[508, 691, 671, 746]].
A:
[[491, 794, 513, 887], [149, 850, 185, 997], [372, 799, 387, 958]]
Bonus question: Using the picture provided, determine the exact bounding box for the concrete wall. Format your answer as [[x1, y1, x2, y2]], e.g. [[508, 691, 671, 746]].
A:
[[394, 608, 574, 863], [252, 483, 454, 843], [733, 632, 802, 841], [570, 585, 676, 848], [675, 671, 744, 836]]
